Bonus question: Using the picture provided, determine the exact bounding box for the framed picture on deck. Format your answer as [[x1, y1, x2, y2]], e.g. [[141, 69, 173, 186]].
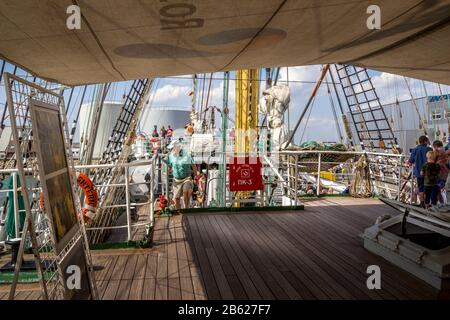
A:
[[29, 99, 79, 253], [29, 98, 92, 299]]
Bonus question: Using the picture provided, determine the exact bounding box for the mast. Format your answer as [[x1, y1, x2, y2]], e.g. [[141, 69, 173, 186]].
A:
[[218, 71, 230, 207]]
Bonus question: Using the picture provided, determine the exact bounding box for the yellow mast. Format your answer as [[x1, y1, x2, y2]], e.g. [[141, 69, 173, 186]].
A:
[[234, 69, 260, 206], [235, 69, 259, 154]]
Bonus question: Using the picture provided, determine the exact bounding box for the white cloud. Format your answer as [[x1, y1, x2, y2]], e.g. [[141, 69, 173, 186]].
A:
[[139, 66, 450, 144], [371, 72, 450, 105]]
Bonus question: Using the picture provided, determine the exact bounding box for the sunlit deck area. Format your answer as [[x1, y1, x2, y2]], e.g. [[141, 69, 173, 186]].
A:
[[0, 198, 441, 300]]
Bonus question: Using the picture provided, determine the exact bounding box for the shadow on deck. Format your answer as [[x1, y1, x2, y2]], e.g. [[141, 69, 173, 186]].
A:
[[1, 198, 444, 300]]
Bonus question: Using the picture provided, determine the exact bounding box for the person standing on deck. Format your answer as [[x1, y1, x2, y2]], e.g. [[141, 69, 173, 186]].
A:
[[165, 141, 199, 209], [433, 140, 449, 205], [421, 151, 440, 209], [407, 135, 432, 208]]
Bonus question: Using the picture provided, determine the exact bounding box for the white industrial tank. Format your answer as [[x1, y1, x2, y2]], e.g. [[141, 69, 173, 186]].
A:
[[79, 101, 122, 159], [139, 106, 190, 134]]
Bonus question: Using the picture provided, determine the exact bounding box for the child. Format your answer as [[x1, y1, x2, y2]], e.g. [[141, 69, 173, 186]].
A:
[[433, 140, 448, 205], [421, 151, 441, 209]]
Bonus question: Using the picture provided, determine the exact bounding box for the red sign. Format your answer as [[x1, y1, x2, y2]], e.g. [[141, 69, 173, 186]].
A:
[[228, 157, 263, 191]]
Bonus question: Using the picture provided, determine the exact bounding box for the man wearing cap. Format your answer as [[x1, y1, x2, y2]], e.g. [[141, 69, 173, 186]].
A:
[[165, 141, 198, 209]]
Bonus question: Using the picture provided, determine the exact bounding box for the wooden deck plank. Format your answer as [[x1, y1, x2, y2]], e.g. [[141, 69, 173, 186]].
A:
[[258, 213, 379, 300], [191, 276, 207, 300], [200, 215, 250, 298], [102, 280, 120, 300], [174, 216, 195, 300], [110, 255, 127, 280], [267, 212, 386, 300], [155, 253, 168, 300], [275, 209, 398, 300], [116, 279, 132, 300], [206, 214, 261, 299], [122, 255, 138, 280], [306, 200, 436, 299], [134, 254, 147, 279], [195, 216, 234, 299], [304, 200, 436, 299], [185, 215, 221, 299], [145, 253, 158, 278], [96, 280, 109, 299], [219, 215, 290, 299], [97, 255, 118, 281], [167, 217, 181, 300], [129, 278, 145, 300], [142, 278, 156, 300], [10, 198, 439, 301], [231, 214, 309, 300], [26, 290, 41, 300], [210, 214, 274, 299], [238, 214, 327, 299]]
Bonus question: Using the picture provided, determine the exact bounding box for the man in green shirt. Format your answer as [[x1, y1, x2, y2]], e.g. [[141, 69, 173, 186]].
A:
[[166, 141, 198, 209]]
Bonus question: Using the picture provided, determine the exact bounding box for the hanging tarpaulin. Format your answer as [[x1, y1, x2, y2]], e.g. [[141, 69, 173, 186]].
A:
[[5, 175, 25, 239]]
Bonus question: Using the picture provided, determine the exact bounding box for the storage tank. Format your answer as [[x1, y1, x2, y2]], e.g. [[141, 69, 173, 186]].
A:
[[139, 106, 190, 135], [78, 101, 122, 159]]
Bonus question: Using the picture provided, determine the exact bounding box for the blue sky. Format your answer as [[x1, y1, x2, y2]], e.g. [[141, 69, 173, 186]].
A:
[[1, 63, 449, 144]]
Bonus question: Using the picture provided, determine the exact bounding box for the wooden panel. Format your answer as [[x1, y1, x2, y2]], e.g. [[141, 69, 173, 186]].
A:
[[129, 278, 144, 300], [116, 280, 132, 300], [142, 278, 156, 300], [13, 198, 439, 301]]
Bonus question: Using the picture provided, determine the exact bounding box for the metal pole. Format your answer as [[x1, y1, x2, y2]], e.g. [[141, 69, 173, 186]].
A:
[[149, 157, 155, 227], [125, 166, 132, 241], [317, 153, 321, 197], [12, 172, 20, 238], [397, 156, 403, 201], [294, 155, 298, 206]]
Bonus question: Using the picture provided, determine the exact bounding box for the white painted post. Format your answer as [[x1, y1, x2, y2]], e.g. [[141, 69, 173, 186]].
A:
[[294, 155, 298, 206], [397, 156, 403, 200], [149, 157, 155, 227], [317, 153, 321, 197], [124, 167, 132, 241], [12, 172, 20, 238]]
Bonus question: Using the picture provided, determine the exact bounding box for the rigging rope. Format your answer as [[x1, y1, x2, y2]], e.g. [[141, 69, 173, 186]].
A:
[[350, 154, 372, 198], [403, 76, 427, 135], [299, 96, 316, 143]]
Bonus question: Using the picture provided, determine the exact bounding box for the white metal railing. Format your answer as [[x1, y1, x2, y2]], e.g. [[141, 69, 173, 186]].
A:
[[279, 150, 409, 202], [1, 149, 413, 245], [0, 156, 158, 243]]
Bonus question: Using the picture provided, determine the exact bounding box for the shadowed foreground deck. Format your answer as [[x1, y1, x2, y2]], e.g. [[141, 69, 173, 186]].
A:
[[0, 198, 442, 300]]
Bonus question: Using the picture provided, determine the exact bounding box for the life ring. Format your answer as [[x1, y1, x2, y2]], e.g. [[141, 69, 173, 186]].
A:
[[39, 172, 98, 222], [76, 172, 98, 221]]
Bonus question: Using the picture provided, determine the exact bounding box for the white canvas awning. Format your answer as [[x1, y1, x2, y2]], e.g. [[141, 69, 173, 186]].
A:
[[0, 0, 449, 85]]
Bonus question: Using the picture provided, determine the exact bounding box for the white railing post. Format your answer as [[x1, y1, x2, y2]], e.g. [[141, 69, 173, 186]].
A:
[[294, 155, 298, 206], [316, 153, 321, 197], [124, 166, 132, 241], [12, 172, 20, 238], [397, 156, 403, 200], [149, 156, 155, 227]]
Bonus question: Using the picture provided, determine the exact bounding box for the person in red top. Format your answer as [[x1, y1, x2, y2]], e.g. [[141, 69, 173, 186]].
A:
[[433, 140, 449, 205], [166, 125, 173, 137]]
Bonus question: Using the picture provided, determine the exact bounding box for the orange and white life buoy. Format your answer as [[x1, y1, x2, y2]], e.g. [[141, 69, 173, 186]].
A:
[[39, 172, 98, 222], [76, 172, 98, 221]]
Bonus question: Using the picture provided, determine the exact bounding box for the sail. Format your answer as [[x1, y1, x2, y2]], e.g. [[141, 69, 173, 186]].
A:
[[0, 0, 449, 85]]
